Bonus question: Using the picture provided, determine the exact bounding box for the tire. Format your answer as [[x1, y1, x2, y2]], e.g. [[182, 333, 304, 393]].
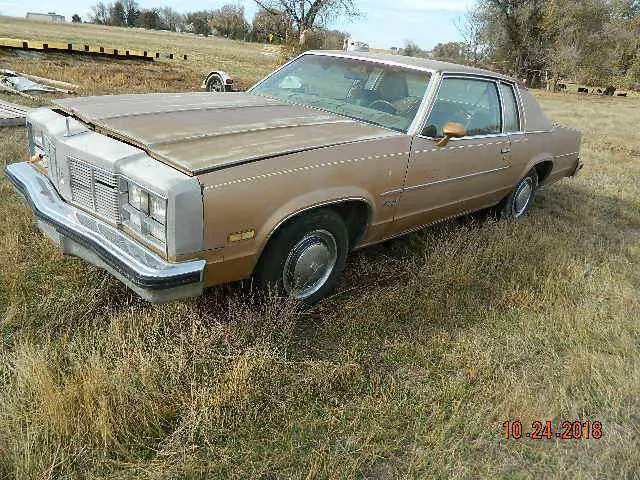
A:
[[206, 74, 225, 92], [499, 169, 539, 219], [255, 209, 349, 305]]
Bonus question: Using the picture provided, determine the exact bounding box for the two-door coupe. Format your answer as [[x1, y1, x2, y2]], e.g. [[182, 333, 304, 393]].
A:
[[6, 51, 582, 304]]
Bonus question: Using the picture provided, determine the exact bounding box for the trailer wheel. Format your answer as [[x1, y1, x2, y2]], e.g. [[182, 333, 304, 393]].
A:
[[206, 74, 225, 92]]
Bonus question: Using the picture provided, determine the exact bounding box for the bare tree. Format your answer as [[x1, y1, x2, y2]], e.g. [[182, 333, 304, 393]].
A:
[[253, 0, 359, 40], [91, 2, 109, 24], [159, 7, 184, 31], [210, 4, 249, 39], [455, 9, 485, 65]]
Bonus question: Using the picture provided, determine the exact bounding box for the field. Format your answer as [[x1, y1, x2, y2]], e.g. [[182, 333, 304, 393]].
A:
[[1, 18, 639, 480]]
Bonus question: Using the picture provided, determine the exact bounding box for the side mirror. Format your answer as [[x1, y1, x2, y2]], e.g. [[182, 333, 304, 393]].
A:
[[435, 122, 467, 147]]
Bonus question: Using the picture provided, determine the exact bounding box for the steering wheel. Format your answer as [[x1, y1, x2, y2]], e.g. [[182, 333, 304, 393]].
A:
[[369, 99, 397, 114]]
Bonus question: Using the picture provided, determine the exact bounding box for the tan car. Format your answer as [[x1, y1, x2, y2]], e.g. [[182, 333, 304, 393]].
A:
[[6, 51, 582, 304]]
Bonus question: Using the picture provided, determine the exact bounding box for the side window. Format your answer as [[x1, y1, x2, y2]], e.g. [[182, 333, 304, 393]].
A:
[[424, 77, 501, 137], [499, 83, 520, 132]]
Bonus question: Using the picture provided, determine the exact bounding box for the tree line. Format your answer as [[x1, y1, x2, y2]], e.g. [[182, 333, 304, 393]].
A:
[[421, 0, 640, 90], [86, 0, 354, 48]]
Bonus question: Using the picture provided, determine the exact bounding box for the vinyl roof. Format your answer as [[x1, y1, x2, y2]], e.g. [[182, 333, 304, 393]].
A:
[[307, 50, 515, 82]]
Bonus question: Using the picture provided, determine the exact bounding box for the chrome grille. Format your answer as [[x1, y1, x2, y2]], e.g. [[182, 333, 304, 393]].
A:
[[68, 157, 121, 223]]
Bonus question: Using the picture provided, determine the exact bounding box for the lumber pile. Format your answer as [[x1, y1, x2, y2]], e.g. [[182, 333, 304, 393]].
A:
[[0, 37, 188, 61]]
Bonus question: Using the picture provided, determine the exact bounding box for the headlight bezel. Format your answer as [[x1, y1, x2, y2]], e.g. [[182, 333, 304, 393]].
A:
[[121, 180, 168, 249]]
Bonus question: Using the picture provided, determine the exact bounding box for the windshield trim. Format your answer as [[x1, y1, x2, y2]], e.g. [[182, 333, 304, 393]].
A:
[[249, 53, 435, 134]]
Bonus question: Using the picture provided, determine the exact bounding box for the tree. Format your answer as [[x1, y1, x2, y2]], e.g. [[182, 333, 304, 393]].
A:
[[455, 9, 485, 65], [252, 7, 289, 42], [159, 7, 184, 31], [123, 0, 140, 27], [185, 11, 213, 36], [476, 0, 549, 85], [137, 8, 164, 29], [108, 1, 127, 26], [210, 4, 249, 39], [72, 14, 82, 23], [432, 41, 468, 62], [253, 0, 359, 40], [91, 2, 109, 24], [403, 41, 426, 58]]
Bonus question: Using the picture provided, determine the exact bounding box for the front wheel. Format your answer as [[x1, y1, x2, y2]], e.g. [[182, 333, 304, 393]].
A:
[[499, 169, 539, 219], [254, 209, 349, 305]]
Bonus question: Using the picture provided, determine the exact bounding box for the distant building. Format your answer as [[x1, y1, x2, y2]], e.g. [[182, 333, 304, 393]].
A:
[[390, 47, 399, 54], [26, 12, 66, 23]]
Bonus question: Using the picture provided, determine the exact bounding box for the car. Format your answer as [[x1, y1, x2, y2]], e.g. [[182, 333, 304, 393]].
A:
[[6, 51, 583, 304]]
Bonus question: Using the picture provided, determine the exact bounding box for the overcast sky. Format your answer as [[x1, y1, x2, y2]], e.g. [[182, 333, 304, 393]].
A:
[[0, 0, 476, 49]]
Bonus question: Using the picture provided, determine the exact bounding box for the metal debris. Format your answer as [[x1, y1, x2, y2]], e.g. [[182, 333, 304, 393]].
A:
[[3, 75, 55, 93]]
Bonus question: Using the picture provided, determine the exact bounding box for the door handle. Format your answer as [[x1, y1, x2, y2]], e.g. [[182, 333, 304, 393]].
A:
[[501, 147, 511, 154]]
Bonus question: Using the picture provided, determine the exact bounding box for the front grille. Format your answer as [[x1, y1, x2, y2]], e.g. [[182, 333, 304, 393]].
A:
[[68, 157, 121, 223]]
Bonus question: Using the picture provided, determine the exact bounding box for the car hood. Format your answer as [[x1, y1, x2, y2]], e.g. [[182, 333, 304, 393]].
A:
[[55, 92, 396, 175]]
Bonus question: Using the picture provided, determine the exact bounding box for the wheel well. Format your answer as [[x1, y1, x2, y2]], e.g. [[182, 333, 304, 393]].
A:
[[534, 160, 554, 183], [263, 200, 371, 255], [328, 200, 371, 248]]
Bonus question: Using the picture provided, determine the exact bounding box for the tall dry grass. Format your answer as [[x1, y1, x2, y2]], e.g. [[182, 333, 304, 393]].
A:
[[0, 19, 639, 480]]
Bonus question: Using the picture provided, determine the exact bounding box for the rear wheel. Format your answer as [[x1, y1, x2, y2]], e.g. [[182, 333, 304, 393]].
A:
[[255, 209, 349, 305], [499, 169, 539, 219]]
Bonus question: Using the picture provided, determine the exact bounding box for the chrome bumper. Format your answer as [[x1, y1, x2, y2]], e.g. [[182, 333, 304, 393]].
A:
[[5, 162, 206, 303]]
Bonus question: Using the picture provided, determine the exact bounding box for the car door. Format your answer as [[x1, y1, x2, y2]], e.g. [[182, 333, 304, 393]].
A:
[[393, 75, 514, 232]]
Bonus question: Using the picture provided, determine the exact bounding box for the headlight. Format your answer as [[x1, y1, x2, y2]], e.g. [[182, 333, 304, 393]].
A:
[[149, 195, 166, 224], [122, 181, 168, 247], [128, 183, 149, 214]]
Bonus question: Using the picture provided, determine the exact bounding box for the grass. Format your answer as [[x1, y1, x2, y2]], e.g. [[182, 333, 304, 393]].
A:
[[1, 18, 639, 480]]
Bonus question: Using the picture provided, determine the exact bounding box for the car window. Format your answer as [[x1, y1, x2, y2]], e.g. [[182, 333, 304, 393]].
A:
[[251, 54, 431, 133], [499, 83, 520, 132], [424, 77, 502, 137]]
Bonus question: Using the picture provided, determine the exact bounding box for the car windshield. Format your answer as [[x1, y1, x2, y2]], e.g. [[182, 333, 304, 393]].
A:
[[250, 54, 432, 132]]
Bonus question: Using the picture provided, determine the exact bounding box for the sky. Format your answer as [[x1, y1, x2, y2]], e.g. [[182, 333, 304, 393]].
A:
[[0, 0, 476, 50]]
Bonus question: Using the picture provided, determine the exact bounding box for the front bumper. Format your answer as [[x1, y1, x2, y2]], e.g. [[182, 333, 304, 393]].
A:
[[5, 162, 206, 303]]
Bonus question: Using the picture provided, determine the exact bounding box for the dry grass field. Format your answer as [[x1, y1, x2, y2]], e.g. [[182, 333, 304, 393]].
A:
[[1, 18, 639, 480]]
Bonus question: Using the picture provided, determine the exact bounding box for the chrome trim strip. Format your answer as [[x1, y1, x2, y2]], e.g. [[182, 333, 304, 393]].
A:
[[355, 205, 488, 250], [5, 162, 205, 298], [554, 151, 580, 158], [408, 71, 438, 135], [405, 165, 511, 192], [379, 188, 403, 197]]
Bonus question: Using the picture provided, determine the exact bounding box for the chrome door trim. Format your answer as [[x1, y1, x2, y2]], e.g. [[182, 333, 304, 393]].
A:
[[404, 165, 511, 192], [414, 73, 517, 139]]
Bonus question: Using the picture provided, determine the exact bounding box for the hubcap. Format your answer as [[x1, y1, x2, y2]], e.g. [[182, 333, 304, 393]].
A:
[[283, 230, 338, 300], [208, 78, 223, 92], [514, 178, 534, 217]]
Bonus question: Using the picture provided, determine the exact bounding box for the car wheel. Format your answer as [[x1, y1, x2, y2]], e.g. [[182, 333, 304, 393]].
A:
[[255, 209, 349, 305], [206, 74, 225, 92], [499, 169, 539, 219]]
